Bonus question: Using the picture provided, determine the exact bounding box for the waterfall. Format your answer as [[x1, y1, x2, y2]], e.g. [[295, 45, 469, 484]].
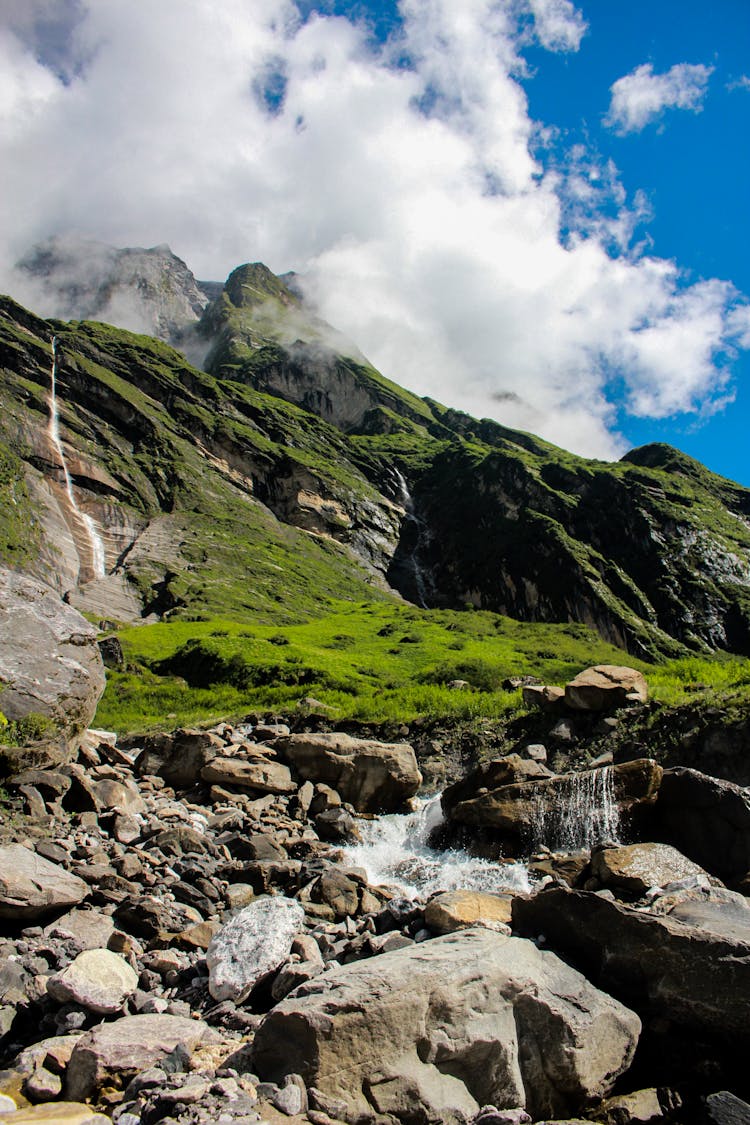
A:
[[530, 766, 621, 853], [48, 337, 106, 580], [343, 795, 531, 900], [393, 468, 433, 609]]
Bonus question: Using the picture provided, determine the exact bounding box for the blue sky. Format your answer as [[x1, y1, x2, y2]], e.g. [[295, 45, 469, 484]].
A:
[[1, 0, 749, 483]]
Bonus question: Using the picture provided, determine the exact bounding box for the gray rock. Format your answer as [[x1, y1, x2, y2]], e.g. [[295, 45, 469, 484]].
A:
[[0, 568, 105, 745], [0, 845, 88, 922], [206, 896, 305, 1003], [513, 884, 750, 1044], [47, 949, 138, 1014], [200, 756, 295, 794], [65, 1014, 212, 1101], [276, 732, 421, 812], [134, 729, 222, 788], [591, 843, 712, 898], [252, 929, 640, 1122]]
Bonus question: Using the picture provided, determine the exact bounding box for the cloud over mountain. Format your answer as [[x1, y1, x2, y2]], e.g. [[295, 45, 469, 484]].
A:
[[0, 0, 747, 460]]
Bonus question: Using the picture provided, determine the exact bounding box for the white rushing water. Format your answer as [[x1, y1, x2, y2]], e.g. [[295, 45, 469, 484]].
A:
[[343, 795, 532, 900], [530, 765, 621, 853], [48, 337, 106, 579]]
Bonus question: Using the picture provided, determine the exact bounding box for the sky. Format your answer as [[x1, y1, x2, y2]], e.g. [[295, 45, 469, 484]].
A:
[[1, 0, 749, 483]]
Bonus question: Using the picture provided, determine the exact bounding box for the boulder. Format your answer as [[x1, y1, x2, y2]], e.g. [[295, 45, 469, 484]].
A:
[[134, 728, 222, 788], [649, 768, 750, 887], [424, 890, 514, 934], [564, 666, 648, 711], [276, 732, 421, 812], [522, 685, 565, 711], [444, 760, 662, 854], [65, 1014, 212, 1101], [0, 569, 105, 747], [206, 896, 305, 1003], [512, 885, 750, 1043], [252, 929, 640, 1123], [441, 755, 553, 811], [591, 843, 714, 898], [0, 845, 88, 922], [47, 949, 137, 1014], [200, 756, 295, 794]]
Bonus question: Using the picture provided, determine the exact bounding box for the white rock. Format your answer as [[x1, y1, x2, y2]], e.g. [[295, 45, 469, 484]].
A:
[[207, 896, 305, 1003]]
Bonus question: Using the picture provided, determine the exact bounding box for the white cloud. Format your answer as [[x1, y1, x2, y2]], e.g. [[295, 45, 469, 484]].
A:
[[604, 61, 713, 135], [0, 0, 745, 462], [527, 0, 587, 53]]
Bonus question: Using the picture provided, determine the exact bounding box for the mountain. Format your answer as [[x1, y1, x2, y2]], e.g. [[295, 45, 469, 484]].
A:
[[2, 244, 750, 661]]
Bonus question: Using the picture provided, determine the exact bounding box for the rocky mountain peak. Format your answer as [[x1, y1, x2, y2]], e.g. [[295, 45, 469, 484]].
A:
[[15, 234, 212, 343]]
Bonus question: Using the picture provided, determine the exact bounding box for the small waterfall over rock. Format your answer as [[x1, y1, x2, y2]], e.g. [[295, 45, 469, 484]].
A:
[[48, 336, 106, 581], [530, 765, 621, 853], [392, 469, 434, 609], [344, 795, 531, 899]]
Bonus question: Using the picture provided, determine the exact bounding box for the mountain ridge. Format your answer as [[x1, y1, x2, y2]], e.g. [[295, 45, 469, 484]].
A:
[[2, 240, 750, 661]]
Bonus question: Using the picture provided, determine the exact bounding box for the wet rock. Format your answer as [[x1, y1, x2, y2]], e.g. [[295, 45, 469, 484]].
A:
[[206, 896, 305, 1003], [253, 929, 640, 1122], [0, 846, 88, 923], [564, 666, 648, 711], [65, 1014, 212, 1101], [276, 732, 421, 812], [47, 949, 137, 1015], [0, 569, 105, 748], [200, 757, 295, 795], [424, 890, 514, 934], [444, 760, 662, 853], [591, 843, 713, 898]]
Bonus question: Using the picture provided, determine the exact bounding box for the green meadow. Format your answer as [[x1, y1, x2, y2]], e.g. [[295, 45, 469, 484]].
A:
[[94, 600, 750, 734]]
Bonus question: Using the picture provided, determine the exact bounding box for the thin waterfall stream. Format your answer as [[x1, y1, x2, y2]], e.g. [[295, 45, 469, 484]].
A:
[[48, 336, 106, 580]]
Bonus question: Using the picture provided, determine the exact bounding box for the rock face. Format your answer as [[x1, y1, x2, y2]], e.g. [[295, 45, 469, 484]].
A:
[[0, 569, 105, 746], [0, 845, 88, 922], [277, 733, 421, 812], [206, 897, 305, 1003], [513, 885, 750, 1044], [65, 1014, 212, 1101], [252, 929, 641, 1123], [649, 767, 750, 888], [442, 758, 662, 854], [564, 665, 649, 711]]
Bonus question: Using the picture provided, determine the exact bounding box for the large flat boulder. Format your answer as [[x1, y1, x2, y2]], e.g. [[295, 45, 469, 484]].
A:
[[512, 885, 750, 1043], [65, 1014, 212, 1101], [591, 842, 713, 898], [200, 755, 295, 794], [252, 929, 640, 1123], [275, 732, 421, 812], [0, 569, 105, 748], [0, 845, 88, 922]]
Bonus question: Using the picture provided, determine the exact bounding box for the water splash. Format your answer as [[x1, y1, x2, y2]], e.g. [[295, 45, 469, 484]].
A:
[[530, 766, 621, 853], [343, 795, 531, 900], [48, 336, 106, 580]]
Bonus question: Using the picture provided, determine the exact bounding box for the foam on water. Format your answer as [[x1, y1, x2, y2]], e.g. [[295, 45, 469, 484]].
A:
[[343, 795, 531, 900]]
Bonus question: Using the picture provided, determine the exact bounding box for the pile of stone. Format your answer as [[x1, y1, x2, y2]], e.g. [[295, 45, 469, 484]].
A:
[[0, 710, 748, 1125]]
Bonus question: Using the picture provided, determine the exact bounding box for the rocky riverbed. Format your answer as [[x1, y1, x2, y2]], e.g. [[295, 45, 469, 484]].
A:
[[0, 711, 748, 1125]]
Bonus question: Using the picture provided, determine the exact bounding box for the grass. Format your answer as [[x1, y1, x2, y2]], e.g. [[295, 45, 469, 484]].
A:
[[94, 602, 647, 732]]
